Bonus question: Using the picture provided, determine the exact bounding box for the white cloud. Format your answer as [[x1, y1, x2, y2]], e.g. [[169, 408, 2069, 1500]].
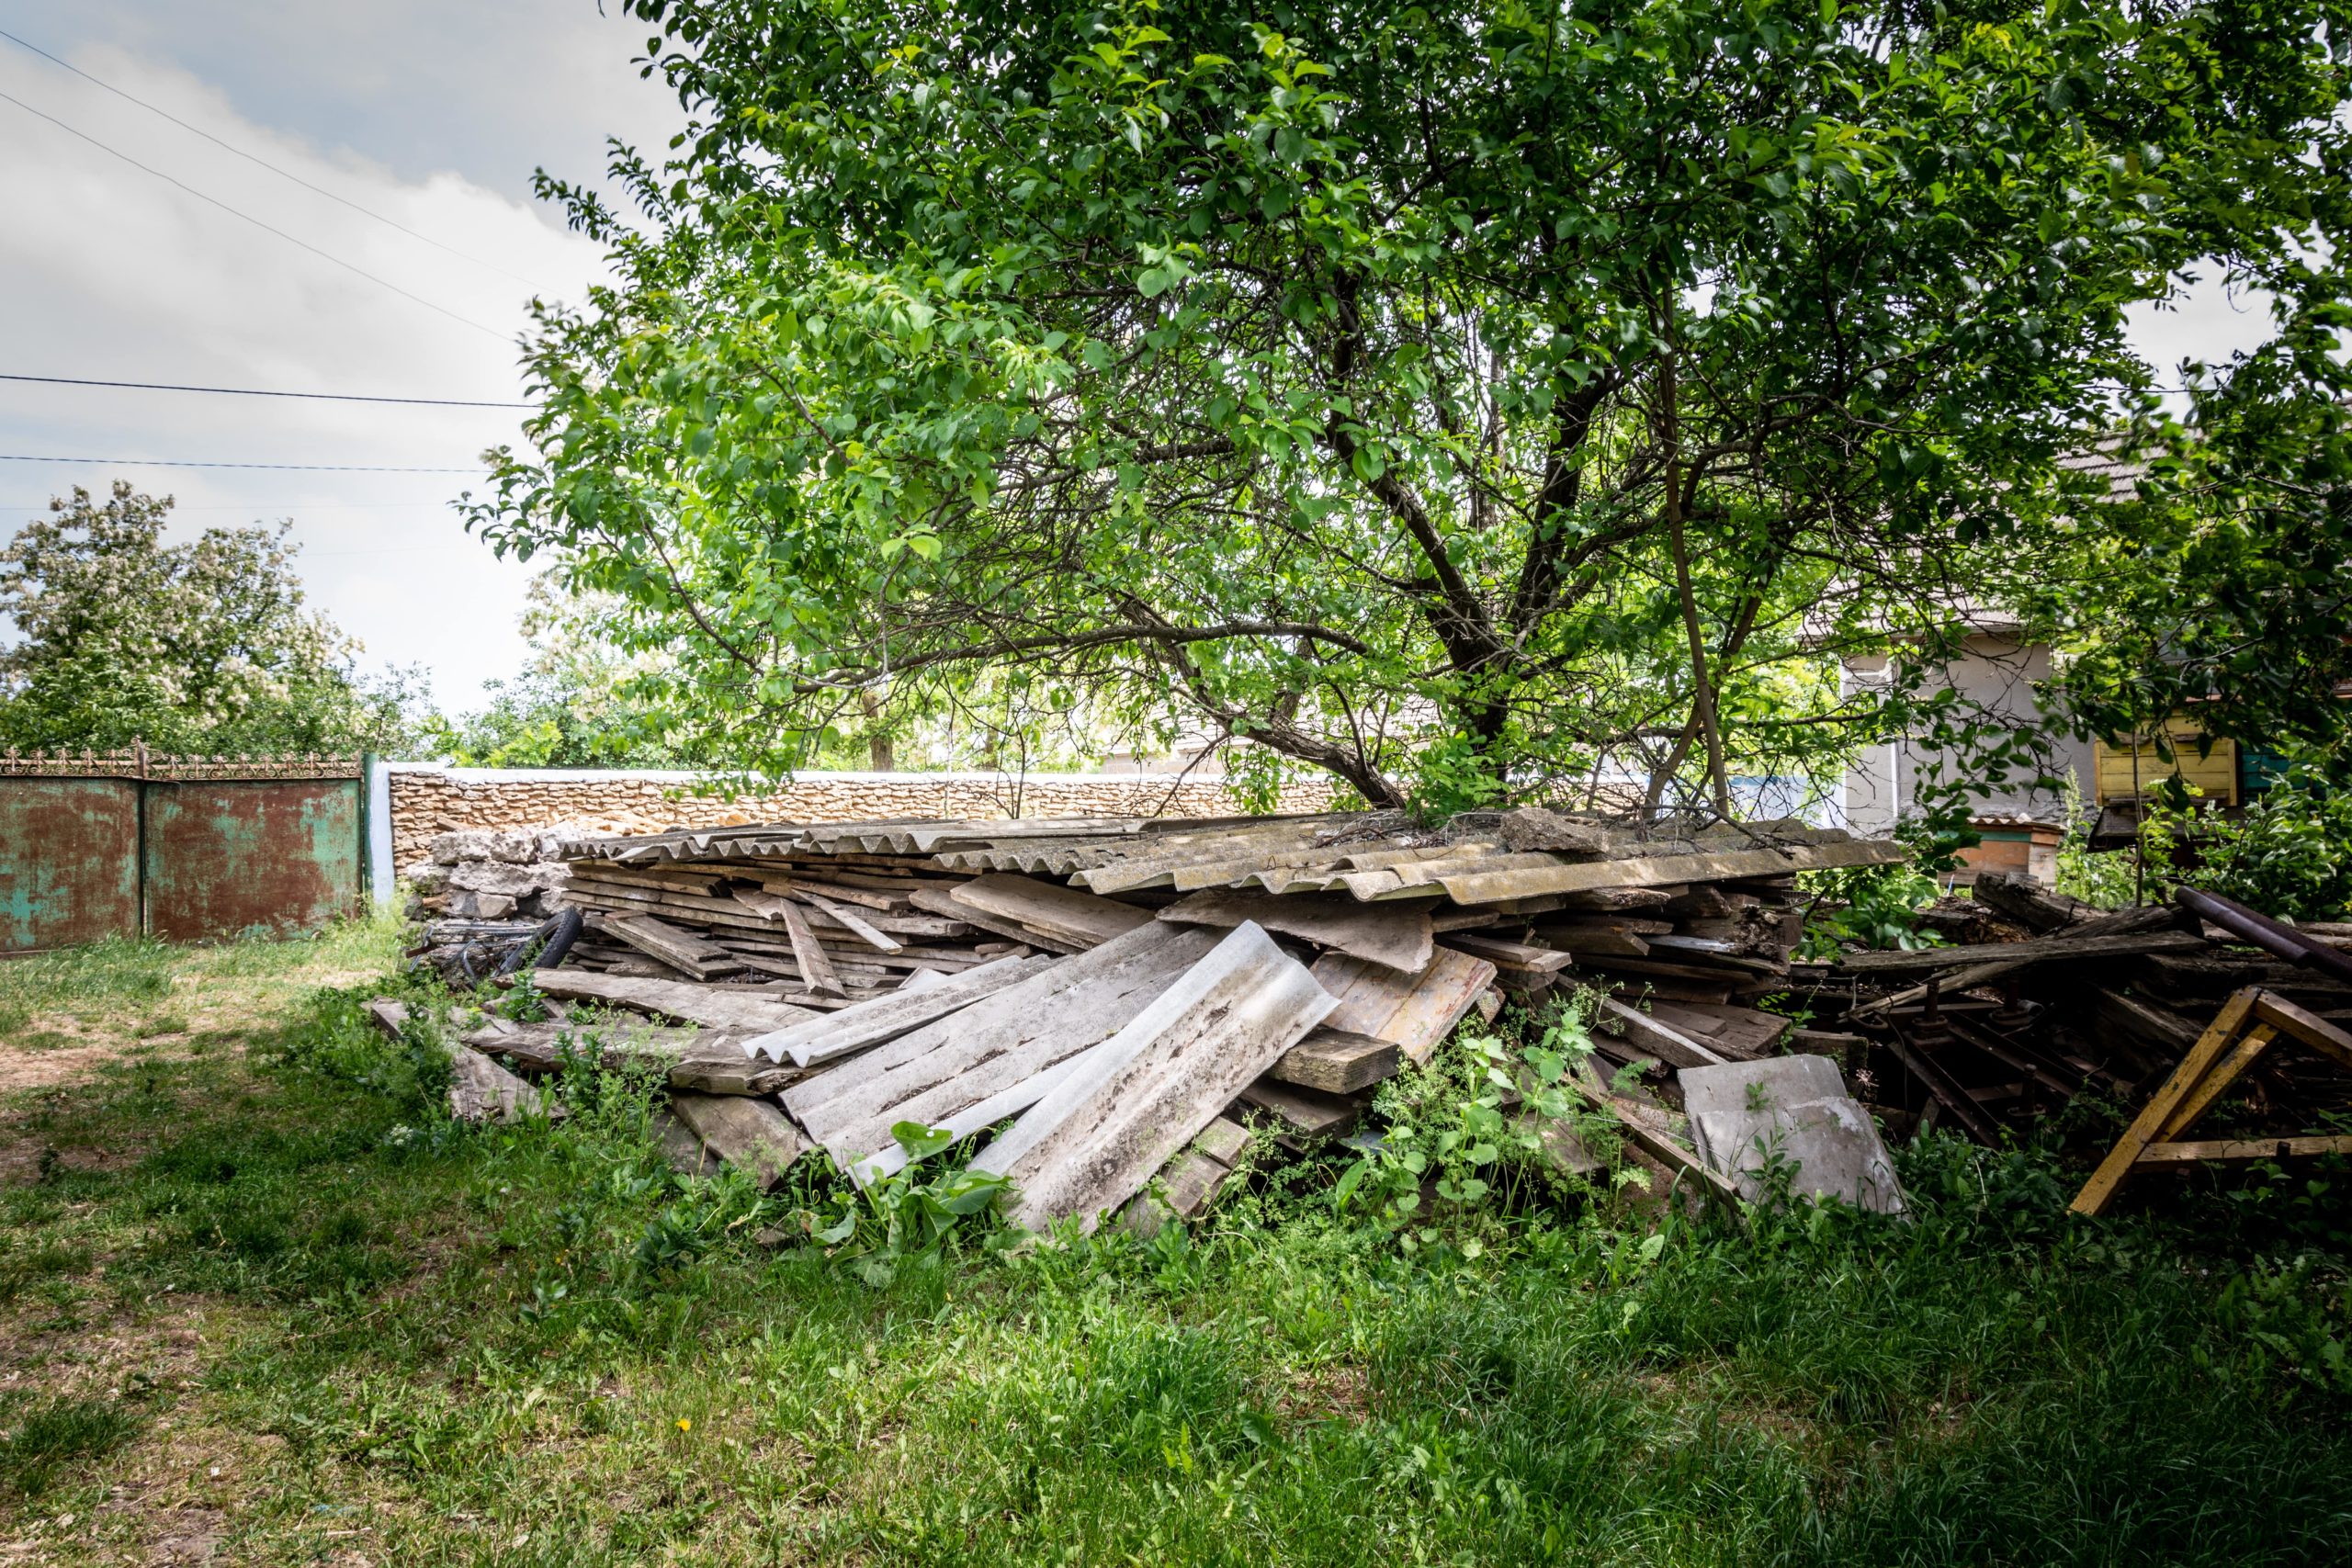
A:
[[0, 20, 662, 721]]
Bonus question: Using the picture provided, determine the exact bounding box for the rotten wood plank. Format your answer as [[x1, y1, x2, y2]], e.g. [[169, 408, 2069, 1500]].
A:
[[1310, 946, 1498, 1066], [1266, 1028, 1401, 1094], [1159, 887, 1434, 974], [669, 1092, 804, 1189]]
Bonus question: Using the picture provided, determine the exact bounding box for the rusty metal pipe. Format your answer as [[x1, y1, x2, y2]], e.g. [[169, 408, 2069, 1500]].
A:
[[2175, 886, 2352, 988]]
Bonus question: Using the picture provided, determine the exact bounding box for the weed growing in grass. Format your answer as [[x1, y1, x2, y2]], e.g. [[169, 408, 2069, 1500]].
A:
[[1338, 1009, 1618, 1255], [0, 1394, 143, 1498], [0, 935, 172, 1035]]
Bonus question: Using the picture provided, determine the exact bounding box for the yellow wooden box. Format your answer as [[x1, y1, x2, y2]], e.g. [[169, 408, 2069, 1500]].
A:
[[2094, 718, 2238, 806]]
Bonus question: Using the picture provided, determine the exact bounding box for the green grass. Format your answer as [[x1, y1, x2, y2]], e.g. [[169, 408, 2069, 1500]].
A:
[[3, 932, 2350, 1563]]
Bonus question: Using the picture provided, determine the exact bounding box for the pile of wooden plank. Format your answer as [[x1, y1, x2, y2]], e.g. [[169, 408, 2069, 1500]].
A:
[[385, 807, 1920, 1229], [380, 806, 2352, 1225]]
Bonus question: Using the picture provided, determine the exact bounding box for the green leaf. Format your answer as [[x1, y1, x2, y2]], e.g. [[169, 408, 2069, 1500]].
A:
[[890, 1122, 956, 1161]]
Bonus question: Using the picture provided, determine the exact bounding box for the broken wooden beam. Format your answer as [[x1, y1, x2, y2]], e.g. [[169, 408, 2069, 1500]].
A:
[[669, 1092, 804, 1189], [1265, 1028, 1400, 1094], [1836, 931, 2208, 974]]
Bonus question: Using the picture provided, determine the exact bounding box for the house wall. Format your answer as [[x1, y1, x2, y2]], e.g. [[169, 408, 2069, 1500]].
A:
[[1839, 634, 2095, 835], [381, 763, 1340, 874]]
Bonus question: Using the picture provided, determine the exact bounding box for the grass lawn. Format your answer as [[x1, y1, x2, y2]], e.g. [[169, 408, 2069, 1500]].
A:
[[3, 927, 2350, 1565]]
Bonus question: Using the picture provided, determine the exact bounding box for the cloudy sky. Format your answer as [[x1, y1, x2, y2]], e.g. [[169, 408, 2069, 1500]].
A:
[[0, 1, 682, 716], [0, 3, 2282, 727]]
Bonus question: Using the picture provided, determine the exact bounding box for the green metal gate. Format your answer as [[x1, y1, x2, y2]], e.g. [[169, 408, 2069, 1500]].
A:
[[0, 750, 367, 952]]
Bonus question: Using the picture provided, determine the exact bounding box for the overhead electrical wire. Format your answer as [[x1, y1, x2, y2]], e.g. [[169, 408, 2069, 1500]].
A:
[[0, 372, 535, 408], [0, 26, 548, 290], [0, 454, 482, 473], [0, 87, 511, 342]]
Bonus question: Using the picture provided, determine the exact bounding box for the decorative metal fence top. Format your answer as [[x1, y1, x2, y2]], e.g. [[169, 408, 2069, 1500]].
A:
[[0, 748, 365, 780]]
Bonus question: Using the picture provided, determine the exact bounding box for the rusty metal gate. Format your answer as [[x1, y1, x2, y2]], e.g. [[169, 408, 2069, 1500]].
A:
[[0, 750, 368, 952]]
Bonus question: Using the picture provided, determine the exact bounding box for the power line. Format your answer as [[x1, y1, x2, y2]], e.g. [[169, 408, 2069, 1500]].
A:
[[0, 454, 481, 473], [0, 26, 548, 291], [0, 88, 511, 342], [0, 372, 534, 408]]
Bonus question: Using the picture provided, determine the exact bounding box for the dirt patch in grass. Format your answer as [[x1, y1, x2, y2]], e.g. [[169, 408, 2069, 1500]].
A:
[[0, 1036, 138, 1100]]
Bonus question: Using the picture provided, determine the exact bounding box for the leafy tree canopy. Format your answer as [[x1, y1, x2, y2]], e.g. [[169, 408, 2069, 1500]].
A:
[[420, 577, 690, 767], [0, 484, 424, 757], [472, 0, 2352, 813]]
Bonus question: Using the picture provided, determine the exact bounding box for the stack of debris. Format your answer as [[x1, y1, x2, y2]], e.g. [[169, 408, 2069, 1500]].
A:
[[1786, 873, 2352, 1207], [403, 829, 588, 983], [381, 807, 1914, 1231]]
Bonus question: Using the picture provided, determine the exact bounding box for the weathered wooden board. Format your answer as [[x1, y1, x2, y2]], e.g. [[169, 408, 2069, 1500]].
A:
[[369, 1000, 559, 1122], [784, 922, 1220, 1173], [743, 953, 1050, 1066], [907, 885, 1083, 954], [604, 912, 742, 978], [1528, 925, 1652, 958], [775, 898, 846, 998], [1440, 932, 1576, 974], [526, 970, 819, 1033], [797, 889, 904, 953], [1970, 870, 2085, 933], [1266, 1027, 1400, 1093], [2137, 1134, 2352, 1165], [1309, 946, 1498, 1066], [975, 922, 1335, 1232], [1837, 931, 2207, 974], [1238, 1078, 1364, 1138], [1159, 888, 1433, 973], [1122, 1114, 1254, 1235], [948, 874, 1155, 948], [1594, 997, 1731, 1069], [1123, 1150, 1230, 1235], [670, 1092, 803, 1189], [1648, 1000, 1788, 1058], [462, 1017, 788, 1095]]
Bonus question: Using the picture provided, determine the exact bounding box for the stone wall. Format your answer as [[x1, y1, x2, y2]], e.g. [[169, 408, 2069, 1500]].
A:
[[386, 764, 1340, 870]]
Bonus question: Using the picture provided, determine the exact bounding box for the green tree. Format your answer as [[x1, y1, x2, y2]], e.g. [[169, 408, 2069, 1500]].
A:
[[469, 0, 2352, 812], [421, 576, 687, 767], [0, 483, 424, 756]]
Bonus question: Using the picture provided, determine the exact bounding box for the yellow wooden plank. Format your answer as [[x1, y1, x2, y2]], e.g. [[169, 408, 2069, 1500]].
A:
[[2070, 988, 2263, 1216], [2156, 1024, 2277, 1139]]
